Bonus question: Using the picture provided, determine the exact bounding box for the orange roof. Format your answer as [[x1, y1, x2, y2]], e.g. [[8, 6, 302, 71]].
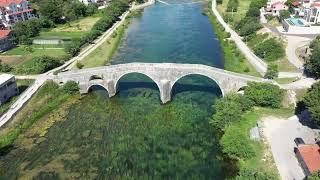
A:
[[298, 144, 320, 174], [0, 0, 24, 6], [0, 30, 11, 39]]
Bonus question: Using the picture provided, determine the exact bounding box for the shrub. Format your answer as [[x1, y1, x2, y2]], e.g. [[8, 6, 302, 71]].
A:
[[253, 38, 285, 61], [0, 60, 13, 72], [210, 94, 251, 130], [244, 82, 283, 108], [264, 64, 279, 79], [227, 0, 239, 12], [235, 167, 279, 180], [302, 82, 320, 126], [76, 61, 84, 69], [14, 56, 63, 74], [62, 81, 80, 95], [220, 124, 255, 159]]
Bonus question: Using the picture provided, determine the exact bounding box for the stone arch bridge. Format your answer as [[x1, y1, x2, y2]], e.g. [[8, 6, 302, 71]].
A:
[[55, 63, 269, 103]]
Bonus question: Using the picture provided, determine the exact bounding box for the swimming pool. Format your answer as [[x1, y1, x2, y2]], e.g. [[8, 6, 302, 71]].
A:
[[286, 18, 306, 26]]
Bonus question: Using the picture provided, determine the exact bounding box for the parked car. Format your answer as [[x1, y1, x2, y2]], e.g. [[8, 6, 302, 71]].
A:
[[294, 137, 305, 146]]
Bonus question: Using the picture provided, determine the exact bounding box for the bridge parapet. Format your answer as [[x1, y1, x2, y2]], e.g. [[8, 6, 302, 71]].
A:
[[55, 63, 267, 103]]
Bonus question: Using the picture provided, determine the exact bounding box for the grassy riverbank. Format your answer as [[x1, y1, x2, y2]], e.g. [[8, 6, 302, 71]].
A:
[[0, 81, 78, 151], [76, 11, 142, 69], [205, 7, 260, 77]]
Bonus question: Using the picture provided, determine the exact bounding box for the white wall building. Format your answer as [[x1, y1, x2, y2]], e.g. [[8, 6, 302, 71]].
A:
[[304, 3, 320, 24], [0, 74, 18, 105], [0, 0, 35, 28]]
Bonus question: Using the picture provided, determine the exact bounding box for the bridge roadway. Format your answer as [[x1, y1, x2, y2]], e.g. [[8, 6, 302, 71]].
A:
[[55, 63, 269, 103]]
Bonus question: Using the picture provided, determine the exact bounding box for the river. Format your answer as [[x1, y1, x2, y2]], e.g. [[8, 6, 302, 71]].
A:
[[0, 0, 228, 179]]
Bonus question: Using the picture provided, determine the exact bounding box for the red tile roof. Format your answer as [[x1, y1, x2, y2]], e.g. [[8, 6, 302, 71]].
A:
[[0, 30, 11, 39], [0, 0, 24, 6], [298, 144, 320, 174]]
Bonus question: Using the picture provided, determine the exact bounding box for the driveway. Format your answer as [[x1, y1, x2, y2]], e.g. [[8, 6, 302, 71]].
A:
[[263, 116, 319, 180]]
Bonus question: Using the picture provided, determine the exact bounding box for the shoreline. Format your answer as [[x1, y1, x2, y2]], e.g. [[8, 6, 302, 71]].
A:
[[205, 5, 261, 77]]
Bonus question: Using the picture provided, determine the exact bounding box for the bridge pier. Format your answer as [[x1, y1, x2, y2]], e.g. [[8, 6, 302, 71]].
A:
[[106, 80, 117, 98], [159, 79, 172, 104]]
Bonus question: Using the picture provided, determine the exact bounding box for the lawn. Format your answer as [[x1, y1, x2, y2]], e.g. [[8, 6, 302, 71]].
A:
[[51, 16, 101, 32], [206, 7, 261, 77], [217, 0, 251, 24], [276, 77, 297, 84], [1, 46, 68, 72], [277, 58, 299, 72], [36, 16, 101, 41], [76, 16, 130, 69], [231, 107, 294, 178], [3, 46, 67, 57]]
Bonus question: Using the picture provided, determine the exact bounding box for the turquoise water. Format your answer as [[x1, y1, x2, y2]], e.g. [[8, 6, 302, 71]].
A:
[[0, 1, 228, 179], [286, 18, 306, 26]]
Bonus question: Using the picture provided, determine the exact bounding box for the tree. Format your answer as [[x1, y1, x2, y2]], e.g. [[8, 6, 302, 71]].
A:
[[210, 94, 245, 131], [264, 64, 279, 79], [76, 61, 84, 69], [227, 0, 239, 12], [279, 10, 291, 21], [244, 82, 283, 108], [253, 38, 285, 61], [303, 82, 320, 126], [235, 167, 279, 180], [305, 36, 320, 78], [220, 124, 255, 159], [309, 171, 320, 180]]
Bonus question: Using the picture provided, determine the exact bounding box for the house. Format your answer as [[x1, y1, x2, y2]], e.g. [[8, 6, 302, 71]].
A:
[[304, 2, 320, 24], [294, 143, 320, 177], [0, 0, 35, 28], [266, 1, 289, 16], [0, 74, 18, 105], [0, 29, 13, 52]]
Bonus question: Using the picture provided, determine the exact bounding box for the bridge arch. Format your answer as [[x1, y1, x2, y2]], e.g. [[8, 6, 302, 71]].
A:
[[114, 71, 163, 99], [87, 83, 109, 94], [171, 73, 225, 97]]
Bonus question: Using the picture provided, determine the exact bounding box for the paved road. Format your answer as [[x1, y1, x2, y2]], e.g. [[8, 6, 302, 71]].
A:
[[286, 35, 313, 70], [263, 116, 319, 180], [211, 0, 267, 75]]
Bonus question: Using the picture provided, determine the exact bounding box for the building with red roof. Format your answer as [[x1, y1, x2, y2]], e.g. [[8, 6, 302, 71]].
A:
[[0, 0, 35, 28], [0, 29, 13, 52], [295, 143, 320, 176]]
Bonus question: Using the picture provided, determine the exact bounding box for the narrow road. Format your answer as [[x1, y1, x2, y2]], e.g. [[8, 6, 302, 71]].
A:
[[0, 0, 156, 128], [211, 0, 267, 75]]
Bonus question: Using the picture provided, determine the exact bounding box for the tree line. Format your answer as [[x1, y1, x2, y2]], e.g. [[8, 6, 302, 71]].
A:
[[210, 82, 284, 179]]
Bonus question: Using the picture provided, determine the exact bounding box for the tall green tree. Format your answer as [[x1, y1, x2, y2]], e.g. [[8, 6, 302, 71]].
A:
[[303, 82, 320, 126]]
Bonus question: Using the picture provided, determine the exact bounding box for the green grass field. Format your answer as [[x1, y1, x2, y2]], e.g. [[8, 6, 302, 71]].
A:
[[217, 0, 251, 24], [77, 17, 130, 69]]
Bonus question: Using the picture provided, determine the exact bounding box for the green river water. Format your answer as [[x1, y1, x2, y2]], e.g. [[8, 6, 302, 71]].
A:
[[0, 0, 230, 179]]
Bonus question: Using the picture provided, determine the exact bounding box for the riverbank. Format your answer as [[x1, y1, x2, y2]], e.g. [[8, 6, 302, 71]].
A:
[[76, 11, 141, 68], [205, 6, 260, 77]]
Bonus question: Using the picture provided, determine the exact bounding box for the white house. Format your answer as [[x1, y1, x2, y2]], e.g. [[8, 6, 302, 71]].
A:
[[0, 74, 18, 105], [79, 0, 97, 5], [0, 0, 35, 28], [304, 2, 320, 24]]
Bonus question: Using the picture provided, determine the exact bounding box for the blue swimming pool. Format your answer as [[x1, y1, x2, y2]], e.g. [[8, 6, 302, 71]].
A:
[[286, 18, 306, 26]]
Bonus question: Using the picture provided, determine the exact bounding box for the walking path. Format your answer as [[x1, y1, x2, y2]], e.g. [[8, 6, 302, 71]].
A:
[[211, 0, 267, 75], [0, 0, 156, 128]]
